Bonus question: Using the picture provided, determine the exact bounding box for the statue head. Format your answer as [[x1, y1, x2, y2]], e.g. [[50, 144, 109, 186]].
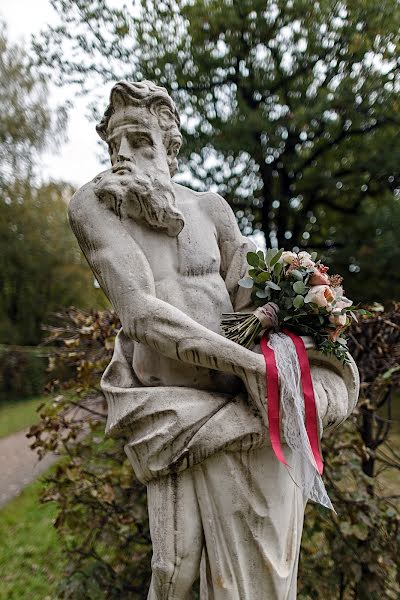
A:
[[94, 80, 184, 236]]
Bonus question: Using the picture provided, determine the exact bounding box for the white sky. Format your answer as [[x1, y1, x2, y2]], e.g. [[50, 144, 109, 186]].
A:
[[2, 0, 106, 186]]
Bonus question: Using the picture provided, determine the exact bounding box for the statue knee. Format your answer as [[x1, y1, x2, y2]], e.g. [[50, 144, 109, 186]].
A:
[[151, 556, 199, 597]]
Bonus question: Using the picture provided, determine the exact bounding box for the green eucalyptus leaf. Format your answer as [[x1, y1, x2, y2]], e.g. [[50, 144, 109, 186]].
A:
[[267, 281, 281, 291], [238, 277, 254, 289], [247, 252, 259, 268], [256, 271, 271, 283], [274, 261, 283, 277], [270, 249, 283, 267], [256, 289, 270, 299], [310, 251, 318, 261], [293, 280, 306, 294], [290, 270, 303, 281], [293, 295, 304, 309], [284, 297, 293, 309]]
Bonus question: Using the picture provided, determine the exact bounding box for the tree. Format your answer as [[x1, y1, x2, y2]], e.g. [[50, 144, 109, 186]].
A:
[[0, 21, 66, 185], [0, 25, 108, 345], [35, 0, 400, 297], [0, 181, 108, 345]]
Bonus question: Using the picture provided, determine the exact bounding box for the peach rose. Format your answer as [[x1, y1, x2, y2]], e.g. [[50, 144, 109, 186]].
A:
[[329, 325, 345, 342], [309, 268, 330, 286], [304, 285, 335, 309]]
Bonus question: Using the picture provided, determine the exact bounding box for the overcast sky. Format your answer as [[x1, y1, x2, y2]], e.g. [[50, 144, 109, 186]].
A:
[[3, 0, 106, 186]]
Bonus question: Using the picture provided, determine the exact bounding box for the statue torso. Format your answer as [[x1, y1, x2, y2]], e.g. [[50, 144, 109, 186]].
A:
[[119, 183, 240, 392]]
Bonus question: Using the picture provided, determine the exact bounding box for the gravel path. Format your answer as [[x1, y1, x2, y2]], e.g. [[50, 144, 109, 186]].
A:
[[0, 429, 57, 507]]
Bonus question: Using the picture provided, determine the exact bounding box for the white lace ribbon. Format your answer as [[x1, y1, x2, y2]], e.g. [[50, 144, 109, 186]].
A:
[[268, 332, 334, 510]]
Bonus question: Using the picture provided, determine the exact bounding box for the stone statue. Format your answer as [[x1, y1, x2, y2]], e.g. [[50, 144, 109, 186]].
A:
[[69, 80, 359, 599]]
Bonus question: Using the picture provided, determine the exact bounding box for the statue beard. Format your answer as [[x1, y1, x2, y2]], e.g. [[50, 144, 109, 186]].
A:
[[93, 162, 185, 237]]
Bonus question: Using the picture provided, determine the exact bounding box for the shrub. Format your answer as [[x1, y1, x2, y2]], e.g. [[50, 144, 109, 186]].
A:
[[29, 307, 400, 599], [0, 345, 48, 401]]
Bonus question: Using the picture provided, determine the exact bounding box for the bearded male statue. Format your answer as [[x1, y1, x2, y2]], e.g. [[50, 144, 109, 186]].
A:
[[69, 80, 359, 600]]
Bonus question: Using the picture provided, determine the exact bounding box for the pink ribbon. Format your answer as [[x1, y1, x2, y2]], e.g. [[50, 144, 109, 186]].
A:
[[260, 330, 323, 475]]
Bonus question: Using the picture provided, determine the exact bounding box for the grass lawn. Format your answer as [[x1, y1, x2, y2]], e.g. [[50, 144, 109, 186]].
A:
[[0, 471, 64, 600], [0, 396, 45, 439]]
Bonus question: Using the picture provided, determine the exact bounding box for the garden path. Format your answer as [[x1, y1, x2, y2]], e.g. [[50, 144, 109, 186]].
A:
[[0, 429, 56, 507]]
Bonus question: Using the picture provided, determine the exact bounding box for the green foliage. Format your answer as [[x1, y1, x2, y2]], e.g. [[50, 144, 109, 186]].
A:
[[0, 25, 107, 345], [34, 0, 400, 301], [28, 306, 400, 599], [0, 21, 66, 185], [0, 470, 64, 600], [0, 181, 108, 345], [299, 419, 399, 600], [0, 395, 46, 438], [29, 310, 151, 599], [0, 346, 47, 401]]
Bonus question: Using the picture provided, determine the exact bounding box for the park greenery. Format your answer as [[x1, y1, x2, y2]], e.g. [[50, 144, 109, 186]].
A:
[[34, 0, 400, 300], [0, 1, 399, 598], [0, 468, 64, 599], [0, 23, 107, 347], [28, 306, 400, 599]]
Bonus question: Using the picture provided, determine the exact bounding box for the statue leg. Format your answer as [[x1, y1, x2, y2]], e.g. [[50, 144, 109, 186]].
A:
[[194, 445, 307, 600], [147, 469, 204, 600]]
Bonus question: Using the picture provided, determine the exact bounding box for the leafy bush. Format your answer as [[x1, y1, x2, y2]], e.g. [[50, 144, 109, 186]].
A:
[[29, 307, 400, 599], [0, 345, 47, 400]]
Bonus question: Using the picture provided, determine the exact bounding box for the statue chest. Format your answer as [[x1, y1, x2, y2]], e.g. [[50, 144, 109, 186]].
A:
[[122, 205, 221, 284]]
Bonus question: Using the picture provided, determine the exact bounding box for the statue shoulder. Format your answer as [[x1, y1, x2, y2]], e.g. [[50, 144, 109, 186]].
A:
[[68, 170, 109, 224], [172, 182, 231, 223], [198, 189, 236, 227]]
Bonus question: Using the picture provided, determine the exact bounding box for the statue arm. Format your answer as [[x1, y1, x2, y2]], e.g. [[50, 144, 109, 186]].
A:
[[210, 193, 256, 312], [69, 186, 266, 408]]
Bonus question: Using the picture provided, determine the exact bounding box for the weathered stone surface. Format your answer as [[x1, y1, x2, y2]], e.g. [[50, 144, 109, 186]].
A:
[[69, 80, 359, 599]]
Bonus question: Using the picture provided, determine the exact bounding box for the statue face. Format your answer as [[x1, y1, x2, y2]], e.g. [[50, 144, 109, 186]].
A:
[[94, 103, 184, 237], [106, 105, 171, 179]]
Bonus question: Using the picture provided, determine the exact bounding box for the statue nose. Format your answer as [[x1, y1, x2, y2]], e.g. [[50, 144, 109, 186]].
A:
[[117, 136, 134, 163]]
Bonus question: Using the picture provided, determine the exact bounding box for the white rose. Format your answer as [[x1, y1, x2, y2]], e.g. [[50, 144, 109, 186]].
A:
[[334, 286, 344, 299], [329, 313, 347, 327], [332, 297, 352, 311], [281, 251, 298, 265], [329, 298, 352, 326], [298, 251, 315, 269]]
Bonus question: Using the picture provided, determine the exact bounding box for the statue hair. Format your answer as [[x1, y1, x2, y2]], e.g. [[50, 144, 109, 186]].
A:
[[96, 80, 182, 175]]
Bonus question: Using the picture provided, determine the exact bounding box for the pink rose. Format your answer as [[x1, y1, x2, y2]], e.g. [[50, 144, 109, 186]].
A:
[[329, 325, 345, 342], [304, 285, 335, 309], [309, 269, 330, 286]]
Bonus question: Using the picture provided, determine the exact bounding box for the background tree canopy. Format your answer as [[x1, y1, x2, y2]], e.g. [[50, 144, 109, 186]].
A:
[[35, 0, 400, 301], [0, 23, 107, 345]]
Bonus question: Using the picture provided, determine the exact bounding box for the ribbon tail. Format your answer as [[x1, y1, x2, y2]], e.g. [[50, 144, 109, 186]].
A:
[[260, 334, 288, 468], [282, 329, 324, 475]]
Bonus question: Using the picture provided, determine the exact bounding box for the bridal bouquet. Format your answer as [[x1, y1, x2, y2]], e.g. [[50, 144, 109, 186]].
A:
[[221, 248, 367, 362]]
